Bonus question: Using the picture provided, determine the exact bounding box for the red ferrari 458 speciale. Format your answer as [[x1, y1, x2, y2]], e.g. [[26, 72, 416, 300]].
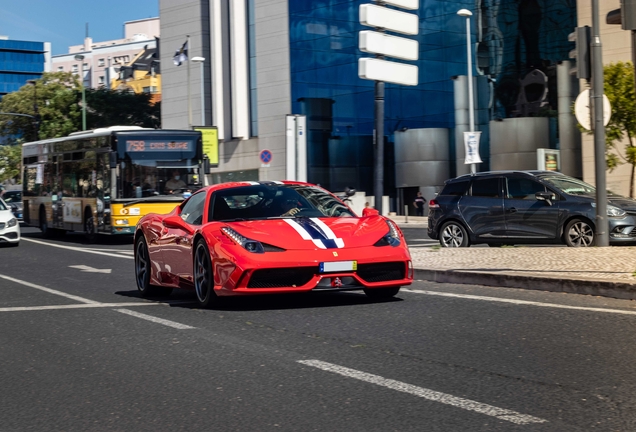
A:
[[134, 181, 413, 307]]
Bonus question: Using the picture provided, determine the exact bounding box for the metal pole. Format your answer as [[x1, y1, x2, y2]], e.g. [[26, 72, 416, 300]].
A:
[[187, 35, 192, 128], [591, 0, 608, 246], [466, 15, 476, 174], [374, 80, 384, 216], [81, 82, 86, 131], [200, 61, 205, 126]]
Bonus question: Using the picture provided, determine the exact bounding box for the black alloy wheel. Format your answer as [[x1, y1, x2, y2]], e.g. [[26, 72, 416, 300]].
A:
[[194, 240, 218, 308], [439, 221, 469, 247], [135, 236, 172, 297], [564, 219, 595, 247], [363, 287, 401, 300]]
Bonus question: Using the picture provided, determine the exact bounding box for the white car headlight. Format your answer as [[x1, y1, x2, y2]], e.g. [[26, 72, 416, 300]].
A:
[[7, 218, 17, 227], [591, 203, 626, 217]]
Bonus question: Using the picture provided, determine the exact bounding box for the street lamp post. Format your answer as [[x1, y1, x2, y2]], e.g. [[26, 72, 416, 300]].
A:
[[26, 80, 40, 140], [191, 57, 206, 126], [74, 54, 87, 131], [457, 8, 476, 174]]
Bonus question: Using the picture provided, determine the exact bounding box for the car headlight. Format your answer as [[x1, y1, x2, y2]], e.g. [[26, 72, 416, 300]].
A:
[[591, 203, 626, 217], [374, 219, 401, 247], [7, 218, 17, 227], [221, 227, 264, 253]]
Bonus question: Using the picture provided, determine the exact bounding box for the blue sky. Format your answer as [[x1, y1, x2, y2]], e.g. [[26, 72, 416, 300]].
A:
[[0, 0, 159, 55]]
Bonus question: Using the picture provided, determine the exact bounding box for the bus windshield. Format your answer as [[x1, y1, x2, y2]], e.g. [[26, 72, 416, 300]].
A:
[[117, 132, 203, 198]]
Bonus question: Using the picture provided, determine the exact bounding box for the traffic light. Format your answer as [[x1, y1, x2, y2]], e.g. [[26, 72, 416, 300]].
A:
[[568, 26, 591, 80]]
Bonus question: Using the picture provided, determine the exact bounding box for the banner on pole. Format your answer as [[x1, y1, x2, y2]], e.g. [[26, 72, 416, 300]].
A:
[[463, 131, 483, 165]]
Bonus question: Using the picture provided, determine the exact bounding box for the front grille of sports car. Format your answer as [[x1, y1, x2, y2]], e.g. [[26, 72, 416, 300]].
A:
[[248, 267, 318, 288], [357, 262, 405, 283]]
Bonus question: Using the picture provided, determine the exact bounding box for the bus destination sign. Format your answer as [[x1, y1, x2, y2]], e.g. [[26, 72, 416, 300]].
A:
[[126, 140, 193, 152]]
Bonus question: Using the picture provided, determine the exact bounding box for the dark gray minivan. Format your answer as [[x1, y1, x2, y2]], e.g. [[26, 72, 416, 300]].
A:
[[427, 171, 636, 247]]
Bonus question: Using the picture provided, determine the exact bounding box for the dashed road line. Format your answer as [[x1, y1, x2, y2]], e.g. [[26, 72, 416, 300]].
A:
[[0, 274, 100, 304], [21, 237, 133, 259], [115, 308, 195, 329], [298, 359, 547, 425], [0, 302, 161, 312]]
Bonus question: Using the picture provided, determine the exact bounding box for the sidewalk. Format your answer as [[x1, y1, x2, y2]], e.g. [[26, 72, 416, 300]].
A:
[[389, 216, 636, 300]]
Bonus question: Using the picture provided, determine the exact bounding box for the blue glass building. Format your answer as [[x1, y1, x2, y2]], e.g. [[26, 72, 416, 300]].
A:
[[0, 39, 47, 99], [287, 0, 576, 197]]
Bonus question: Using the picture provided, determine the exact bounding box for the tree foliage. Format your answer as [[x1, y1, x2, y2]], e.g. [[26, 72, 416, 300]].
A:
[[604, 61, 636, 197], [0, 144, 22, 182], [0, 72, 81, 142], [85, 88, 161, 129]]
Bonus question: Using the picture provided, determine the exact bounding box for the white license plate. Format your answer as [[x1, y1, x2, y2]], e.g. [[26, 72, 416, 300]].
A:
[[320, 261, 357, 273]]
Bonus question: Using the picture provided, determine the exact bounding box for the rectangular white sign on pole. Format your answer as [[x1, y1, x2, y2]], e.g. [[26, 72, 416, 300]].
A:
[[295, 115, 307, 182], [382, 0, 419, 10], [463, 131, 483, 165], [285, 115, 296, 179], [359, 30, 419, 61], [359, 4, 418, 35], [358, 58, 418, 86]]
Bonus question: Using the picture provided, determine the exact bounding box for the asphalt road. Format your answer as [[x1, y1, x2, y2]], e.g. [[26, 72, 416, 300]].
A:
[[2, 227, 636, 431]]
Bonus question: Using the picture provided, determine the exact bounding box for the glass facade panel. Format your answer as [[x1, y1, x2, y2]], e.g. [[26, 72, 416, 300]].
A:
[[288, 0, 575, 196], [0, 40, 45, 98]]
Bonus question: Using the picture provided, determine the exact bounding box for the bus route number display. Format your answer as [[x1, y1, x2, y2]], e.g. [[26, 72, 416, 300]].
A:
[[126, 140, 193, 152]]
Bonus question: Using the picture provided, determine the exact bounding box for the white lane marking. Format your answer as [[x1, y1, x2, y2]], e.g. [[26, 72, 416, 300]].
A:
[[0, 302, 161, 312], [0, 274, 100, 304], [403, 288, 636, 316], [68, 265, 112, 274], [298, 360, 547, 425], [21, 238, 133, 259], [115, 309, 195, 330]]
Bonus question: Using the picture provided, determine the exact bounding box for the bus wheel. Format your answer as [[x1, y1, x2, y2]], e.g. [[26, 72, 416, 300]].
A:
[[84, 210, 96, 243], [39, 207, 51, 238]]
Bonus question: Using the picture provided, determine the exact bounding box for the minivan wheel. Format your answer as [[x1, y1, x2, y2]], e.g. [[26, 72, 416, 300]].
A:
[[564, 219, 595, 247], [439, 221, 469, 247]]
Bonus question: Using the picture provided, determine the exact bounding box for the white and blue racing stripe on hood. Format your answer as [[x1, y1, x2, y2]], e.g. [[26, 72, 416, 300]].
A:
[[284, 218, 345, 249]]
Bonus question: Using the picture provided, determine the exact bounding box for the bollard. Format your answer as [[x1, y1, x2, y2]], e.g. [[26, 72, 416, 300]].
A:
[[404, 205, 409, 224]]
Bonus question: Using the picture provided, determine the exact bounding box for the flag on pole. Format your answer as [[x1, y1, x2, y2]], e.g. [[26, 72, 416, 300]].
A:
[[173, 40, 188, 66]]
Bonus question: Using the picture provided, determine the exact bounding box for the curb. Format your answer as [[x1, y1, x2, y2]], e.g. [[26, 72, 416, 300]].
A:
[[414, 268, 636, 301]]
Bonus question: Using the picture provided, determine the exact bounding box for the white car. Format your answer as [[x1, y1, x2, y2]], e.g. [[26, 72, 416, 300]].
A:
[[0, 198, 20, 247]]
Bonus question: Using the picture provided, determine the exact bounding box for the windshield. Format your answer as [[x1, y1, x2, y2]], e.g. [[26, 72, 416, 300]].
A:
[[542, 176, 596, 195], [210, 184, 356, 221], [120, 160, 201, 198], [2, 191, 21, 203], [0, 200, 7, 211]]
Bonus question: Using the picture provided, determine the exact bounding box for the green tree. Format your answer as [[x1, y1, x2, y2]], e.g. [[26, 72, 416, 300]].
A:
[[0, 72, 81, 142], [0, 144, 22, 183], [604, 61, 636, 197], [85, 88, 161, 129]]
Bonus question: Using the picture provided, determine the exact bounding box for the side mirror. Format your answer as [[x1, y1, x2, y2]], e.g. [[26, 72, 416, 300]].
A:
[[535, 191, 555, 206], [345, 187, 356, 197], [162, 215, 194, 235]]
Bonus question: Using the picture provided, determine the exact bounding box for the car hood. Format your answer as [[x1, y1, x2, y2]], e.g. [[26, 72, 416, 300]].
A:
[[0, 209, 15, 222], [564, 191, 636, 211], [219, 216, 391, 250], [608, 196, 636, 211]]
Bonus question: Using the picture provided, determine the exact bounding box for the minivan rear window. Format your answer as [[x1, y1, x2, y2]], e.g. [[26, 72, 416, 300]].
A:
[[441, 180, 470, 196]]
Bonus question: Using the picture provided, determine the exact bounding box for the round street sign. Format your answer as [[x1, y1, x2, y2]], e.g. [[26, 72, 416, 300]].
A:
[[259, 149, 272, 165], [574, 89, 611, 131]]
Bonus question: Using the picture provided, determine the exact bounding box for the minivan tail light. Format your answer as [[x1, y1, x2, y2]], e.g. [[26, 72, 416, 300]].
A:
[[428, 199, 439, 209]]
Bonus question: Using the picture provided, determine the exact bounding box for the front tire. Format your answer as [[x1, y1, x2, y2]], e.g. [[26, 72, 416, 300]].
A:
[[193, 240, 218, 308], [564, 218, 595, 247], [364, 287, 400, 300], [135, 236, 172, 297], [439, 221, 469, 247]]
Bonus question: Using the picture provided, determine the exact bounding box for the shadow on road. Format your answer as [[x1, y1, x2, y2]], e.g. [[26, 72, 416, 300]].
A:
[[115, 288, 403, 311]]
